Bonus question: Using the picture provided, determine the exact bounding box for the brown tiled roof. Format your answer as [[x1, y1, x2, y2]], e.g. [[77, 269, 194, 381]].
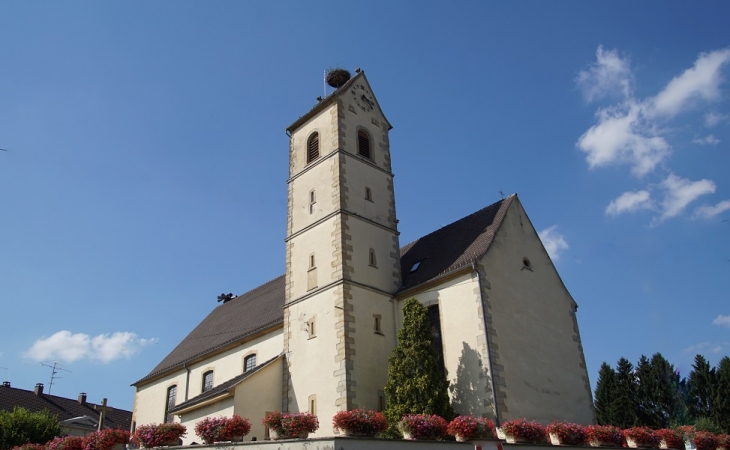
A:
[[399, 195, 514, 291], [168, 354, 282, 414], [135, 196, 513, 384], [0, 385, 132, 431], [133, 275, 285, 385]]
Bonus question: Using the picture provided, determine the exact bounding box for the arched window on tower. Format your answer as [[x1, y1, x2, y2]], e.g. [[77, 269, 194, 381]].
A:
[[357, 129, 371, 159], [307, 132, 320, 164]]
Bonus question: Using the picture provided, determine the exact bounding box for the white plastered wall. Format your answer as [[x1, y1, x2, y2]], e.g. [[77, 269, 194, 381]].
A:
[[232, 358, 283, 441], [480, 199, 594, 424], [346, 217, 399, 292], [288, 215, 339, 299], [285, 287, 342, 437]]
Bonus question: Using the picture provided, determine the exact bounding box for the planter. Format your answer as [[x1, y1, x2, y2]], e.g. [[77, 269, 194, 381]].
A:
[[455, 434, 468, 442], [550, 433, 565, 445], [684, 441, 696, 450], [627, 437, 656, 448], [339, 429, 377, 438], [504, 433, 531, 444], [229, 436, 245, 442], [590, 440, 618, 447], [661, 440, 684, 450], [402, 431, 413, 440]]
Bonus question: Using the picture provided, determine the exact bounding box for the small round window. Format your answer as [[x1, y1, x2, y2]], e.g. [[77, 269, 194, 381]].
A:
[[522, 257, 532, 268]]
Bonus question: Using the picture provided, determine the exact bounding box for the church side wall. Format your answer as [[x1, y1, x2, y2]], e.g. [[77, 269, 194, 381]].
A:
[[133, 329, 283, 429], [233, 358, 283, 442], [398, 272, 495, 419], [178, 399, 235, 445], [479, 200, 594, 424]]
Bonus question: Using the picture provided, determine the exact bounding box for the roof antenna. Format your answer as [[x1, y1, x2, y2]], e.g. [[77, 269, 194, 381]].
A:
[[499, 189, 505, 199], [40, 361, 71, 394]]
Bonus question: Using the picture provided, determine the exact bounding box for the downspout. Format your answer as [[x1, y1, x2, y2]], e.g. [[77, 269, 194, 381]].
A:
[[183, 363, 191, 401], [473, 262, 501, 426]]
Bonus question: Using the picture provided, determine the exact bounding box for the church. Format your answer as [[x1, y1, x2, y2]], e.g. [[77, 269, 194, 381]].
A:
[[131, 70, 595, 442]]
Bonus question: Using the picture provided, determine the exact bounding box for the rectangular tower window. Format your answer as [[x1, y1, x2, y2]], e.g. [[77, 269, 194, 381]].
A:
[[308, 318, 316, 338], [309, 190, 316, 214], [308, 395, 317, 415], [374, 314, 383, 335], [369, 249, 377, 267], [365, 187, 372, 202]]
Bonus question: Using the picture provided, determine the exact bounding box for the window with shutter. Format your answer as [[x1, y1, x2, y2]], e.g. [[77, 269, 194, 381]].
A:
[[307, 132, 320, 164], [357, 129, 371, 159]]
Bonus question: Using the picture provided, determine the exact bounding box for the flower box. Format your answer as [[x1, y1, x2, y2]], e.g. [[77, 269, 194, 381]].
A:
[[499, 419, 546, 444], [398, 414, 448, 440], [447, 416, 496, 442], [624, 427, 660, 448], [546, 421, 587, 446], [195, 415, 251, 444], [132, 423, 186, 448], [333, 409, 387, 437], [263, 412, 318, 440], [586, 425, 623, 447], [656, 429, 685, 450], [691, 432, 719, 450]]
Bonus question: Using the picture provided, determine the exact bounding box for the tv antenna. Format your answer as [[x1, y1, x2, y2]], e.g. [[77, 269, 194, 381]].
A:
[[40, 361, 71, 394]]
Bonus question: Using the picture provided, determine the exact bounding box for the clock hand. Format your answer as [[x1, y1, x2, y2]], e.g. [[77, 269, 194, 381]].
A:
[[361, 95, 374, 107]]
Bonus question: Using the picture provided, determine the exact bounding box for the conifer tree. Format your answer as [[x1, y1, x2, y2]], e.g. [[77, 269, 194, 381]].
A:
[[635, 353, 680, 428], [613, 357, 638, 428], [687, 354, 715, 421], [713, 356, 730, 433], [384, 298, 454, 436], [594, 362, 617, 425]]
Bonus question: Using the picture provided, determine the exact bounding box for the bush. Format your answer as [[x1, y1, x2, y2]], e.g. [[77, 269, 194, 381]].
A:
[[332, 410, 388, 436], [0, 408, 61, 450], [398, 414, 447, 440], [131, 423, 186, 448], [47, 436, 83, 450], [545, 421, 586, 445], [81, 429, 129, 450], [500, 419, 546, 443], [446, 416, 495, 440]]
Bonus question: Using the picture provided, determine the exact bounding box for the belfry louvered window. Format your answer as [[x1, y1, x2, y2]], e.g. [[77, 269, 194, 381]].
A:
[[307, 132, 320, 164], [357, 129, 371, 159]]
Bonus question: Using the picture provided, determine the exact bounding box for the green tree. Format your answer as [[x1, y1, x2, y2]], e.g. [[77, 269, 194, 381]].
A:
[[594, 362, 617, 425], [613, 357, 638, 428], [383, 298, 454, 437], [712, 356, 730, 433], [0, 407, 60, 450], [687, 354, 715, 421], [635, 353, 679, 428]]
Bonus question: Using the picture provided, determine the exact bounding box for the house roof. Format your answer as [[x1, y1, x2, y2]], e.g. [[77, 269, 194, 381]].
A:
[[168, 354, 282, 414], [134, 196, 514, 385], [0, 384, 132, 431], [399, 195, 514, 291]]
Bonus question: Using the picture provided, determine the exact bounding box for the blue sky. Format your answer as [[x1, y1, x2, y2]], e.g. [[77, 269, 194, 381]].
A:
[[1, 2, 729, 412]]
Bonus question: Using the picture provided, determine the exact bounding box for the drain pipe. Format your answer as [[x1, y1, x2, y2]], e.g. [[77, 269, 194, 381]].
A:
[[184, 362, 191, 401], [473, 262, 501, 426]]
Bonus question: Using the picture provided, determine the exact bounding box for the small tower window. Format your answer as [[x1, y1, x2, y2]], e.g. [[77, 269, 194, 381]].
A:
[[307, 132, 320, 164], [369, 248, 377, 267], [357, 129, 371, 159], [308, 395, 317, 415], [374, 314, 383, 334], [308, 318, 316, 338], [365, 187, 372, 202], [202, 371, 213, 392], [309, 254, 316, 269], [244, 354, 257, 372], [309, 190, 316, 214]]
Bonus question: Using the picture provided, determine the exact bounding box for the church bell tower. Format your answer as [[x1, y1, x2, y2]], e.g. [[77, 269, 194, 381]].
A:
[[283, 70, 401, 435]]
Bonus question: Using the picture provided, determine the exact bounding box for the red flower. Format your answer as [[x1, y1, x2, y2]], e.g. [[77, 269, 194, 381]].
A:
[[447, 416, 496, 440], [399, 414, 448, 440], [332, 409, 388, 436], [585, 425, 623, 447], [500, 419, 546, 443], [546, 421, 587, 446]]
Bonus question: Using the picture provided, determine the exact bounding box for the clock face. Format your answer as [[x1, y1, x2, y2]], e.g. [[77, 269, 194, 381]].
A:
[[351, 84, 375, 112]]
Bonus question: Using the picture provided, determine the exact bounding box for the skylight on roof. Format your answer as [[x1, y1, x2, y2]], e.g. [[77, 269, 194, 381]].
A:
[[410, 261, 422, 272]]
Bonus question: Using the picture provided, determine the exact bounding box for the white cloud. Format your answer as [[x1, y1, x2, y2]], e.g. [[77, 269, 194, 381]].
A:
[[25, 330, 157, 364], [576, 46, 632, 102], [693, 134, 720, 145], [713, 315, 730, 328], [606, 190, 653, 216], [683, 341, 726, 355], [704, 111, 728, 127], [649, 49, 730, 118], [576, 47, 730, 180], [694, 200, 730, 219], [538, 225, 569, 261], [658, 173, 716, 221], [576, 103, 670, 176]]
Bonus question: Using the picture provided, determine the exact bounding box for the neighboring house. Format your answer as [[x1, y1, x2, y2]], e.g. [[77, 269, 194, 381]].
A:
[[132, 70, 595, 443], [0, 382, 132, 436]]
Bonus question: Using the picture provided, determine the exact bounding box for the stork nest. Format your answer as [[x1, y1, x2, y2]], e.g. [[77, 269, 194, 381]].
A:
[[326, 68, 351, 88]]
